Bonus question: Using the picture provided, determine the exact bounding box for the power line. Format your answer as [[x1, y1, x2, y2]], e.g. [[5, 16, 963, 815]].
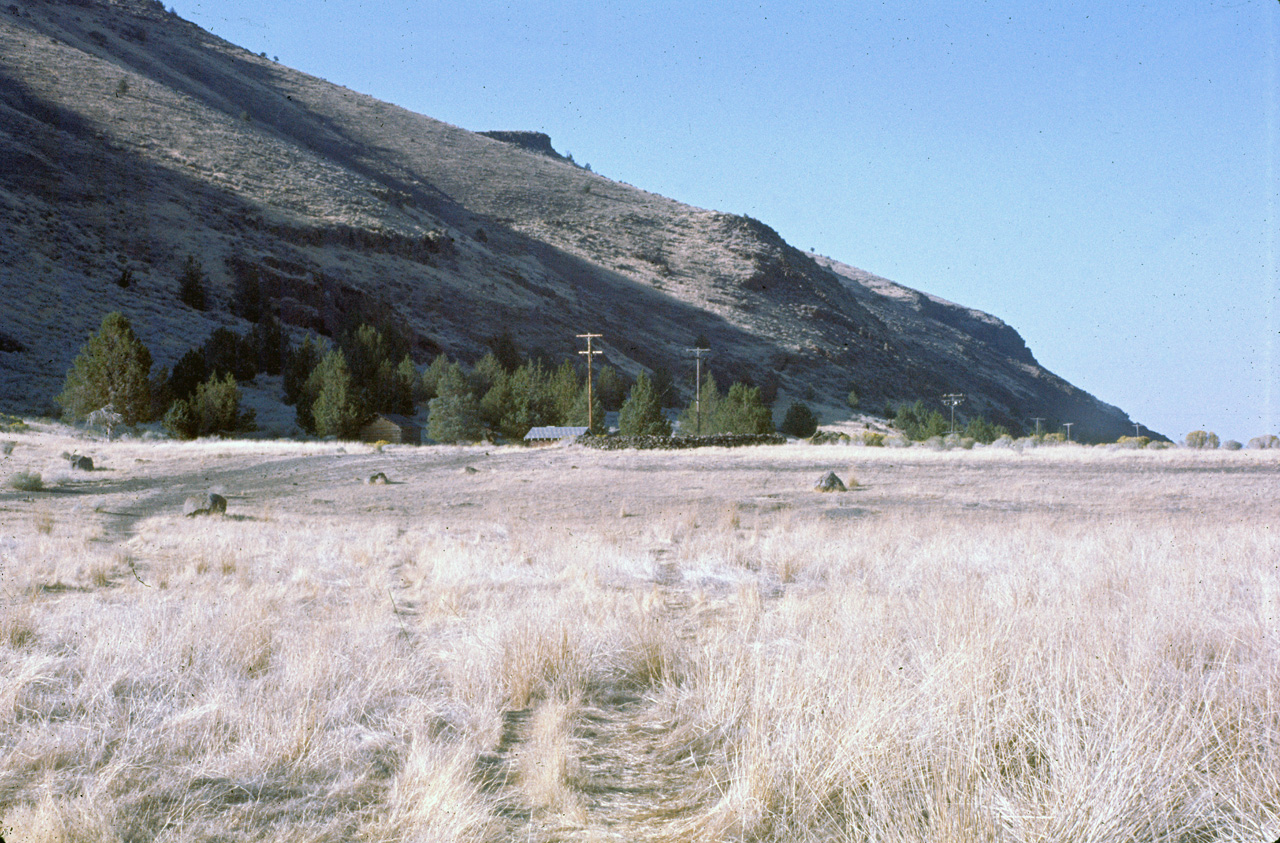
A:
[[686, 346, 713, 435], [941, 393, 965, 434], [576, 333, 602, 432]]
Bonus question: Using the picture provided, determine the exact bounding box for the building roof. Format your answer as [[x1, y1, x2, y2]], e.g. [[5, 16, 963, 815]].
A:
[[364, 413, 420, 429], [524, 426, 589, 440]]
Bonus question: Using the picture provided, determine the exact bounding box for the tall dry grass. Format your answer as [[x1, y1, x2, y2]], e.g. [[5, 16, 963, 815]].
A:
[[1, 433, 1277, 841]]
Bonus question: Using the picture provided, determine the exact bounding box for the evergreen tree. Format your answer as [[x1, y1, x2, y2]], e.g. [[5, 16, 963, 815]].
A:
[[249, 314, 288, 376], [419, 353, 454, 403], [779, 401, 818, 438], [618, 373, 671, 436], [163, 372, 255, 439], [595, 365, 628, 411], [178, 255, 208, 311], [713, 382, 774, 434], [569, 384, 607, 435], [231, 264, 264, 322], [203, 327, 257, 382], [678, 373, 720, 436], [650, 367, 675, 407], [308, 350, 362, 438], [166, 348, 209, 402], [284, 336, 322, 406], [58, 312, 154, 425], [428, 363, 481, 442], [549, 360, 582, 425], [488, 331, 521, 373], [893, 400, 949, 441], [341, 323, 411, 418]]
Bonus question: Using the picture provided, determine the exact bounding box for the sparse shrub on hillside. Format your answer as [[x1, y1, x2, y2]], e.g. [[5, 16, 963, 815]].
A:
[[58, 312, 154, 425], [846, 385, 860, 410], [779, 402, 819, 438], [618, 374, 671, 436], [1247, 434, 1280, 450], [893, 400, 949, 441], [862, 431, 886, 447], [1184, 430, 1220, 449], [115, 266, 133, 288], [177, 254, 207, 311]]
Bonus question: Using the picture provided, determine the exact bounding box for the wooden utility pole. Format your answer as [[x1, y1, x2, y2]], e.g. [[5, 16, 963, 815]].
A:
[[577, 333, 602, 432], [942, 393, 965, 434], [686, 346, 713, 435], [1030, 417, 1046, 437], [1063, 422, 1074, 442]]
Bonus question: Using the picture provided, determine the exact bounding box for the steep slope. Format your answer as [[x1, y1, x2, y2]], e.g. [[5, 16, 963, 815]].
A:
[[0, 0, 1142, 440]]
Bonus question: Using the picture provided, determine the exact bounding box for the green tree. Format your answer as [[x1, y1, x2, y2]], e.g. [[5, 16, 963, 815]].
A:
[[203, 327, 257, 382], [488, 331, 521, 373], [231, 264, 264, 322], [679, 373, 721, 436], [846, 385, 860, 410], [595, 365, 628, 411], [249, 314, 288, 376], [549, 360, 582, 425], [428, 364, 481, 442], [166, 348, 209, 402], [308, 350, 362, 438], [569, 384, 607, 435], [341, 323, 412, 418], [419, 354, 454, 403], [713, 382, 774, 434], [284, 336, 322, 406], [964, 416, 1009, 445], [650, 367, 675, 407], [58, 312, 154, 425], [163, 373, 255, 439], [618, 373, 671, 436], [1185, 430, 1220, 449], [178, 255, 207, 311], [893, 400, 949, 441], [779, 401, 818, 438]]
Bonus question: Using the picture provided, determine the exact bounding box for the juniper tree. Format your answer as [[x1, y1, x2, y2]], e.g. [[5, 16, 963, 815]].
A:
[[58, 312, 154, 425], [178, 255, 207, 311], [618, 373, 671, 436]]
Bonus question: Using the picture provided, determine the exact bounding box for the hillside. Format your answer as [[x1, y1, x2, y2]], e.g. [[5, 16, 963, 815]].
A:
[[0, 0, 1142, 440]]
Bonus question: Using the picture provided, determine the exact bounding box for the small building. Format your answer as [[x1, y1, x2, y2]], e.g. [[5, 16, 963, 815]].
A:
[[523, 425, 588, 444], [358, 413, 421, 445]]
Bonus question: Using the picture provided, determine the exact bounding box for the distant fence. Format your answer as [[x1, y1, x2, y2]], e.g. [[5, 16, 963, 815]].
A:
[[575, 433, 787, 451]]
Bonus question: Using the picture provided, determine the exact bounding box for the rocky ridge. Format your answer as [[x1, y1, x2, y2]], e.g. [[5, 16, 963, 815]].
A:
[[0, 0, 1142, 439]]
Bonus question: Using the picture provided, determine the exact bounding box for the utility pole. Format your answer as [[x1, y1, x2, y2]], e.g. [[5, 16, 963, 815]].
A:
[[1133, 422, 1143, 438], [1063, 422, 1074, 442], [576, 333, 602, 433], [942, 393, 965, 434], [686, 346, 713, 435], [1030, 417, 1045, 438]]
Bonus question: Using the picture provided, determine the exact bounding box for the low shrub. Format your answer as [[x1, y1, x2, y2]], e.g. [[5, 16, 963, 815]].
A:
[[1247, 435, 1280, 450], [861, 431, 886, 447], [7, 471, 43, 492], [1185, 430, 1219, 449]]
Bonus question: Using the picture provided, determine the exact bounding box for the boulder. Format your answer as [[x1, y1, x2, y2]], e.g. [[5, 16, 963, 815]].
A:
[[183, 492, 227, 517], [68, 455, 93, 471], [367, 472, 390, 485], [815, 472, 847, 493]]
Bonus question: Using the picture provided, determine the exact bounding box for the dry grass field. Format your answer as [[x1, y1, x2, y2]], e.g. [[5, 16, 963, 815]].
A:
[[1, 425, 1278, 842]]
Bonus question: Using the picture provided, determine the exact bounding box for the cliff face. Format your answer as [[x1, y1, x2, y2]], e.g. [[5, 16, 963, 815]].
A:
[[0, 0, 1142, 440]]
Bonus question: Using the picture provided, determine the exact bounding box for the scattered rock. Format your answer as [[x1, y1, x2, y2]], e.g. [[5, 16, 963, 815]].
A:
[[462, 466, 479, 474], [367, 472, 390, 485], [68, 454, 93, 471], [183, 493, 227, 517], [815, 472, 847, 493]]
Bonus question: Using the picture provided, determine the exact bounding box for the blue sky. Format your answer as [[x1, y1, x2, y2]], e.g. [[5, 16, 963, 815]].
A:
[[173, 1, 1279, 442]]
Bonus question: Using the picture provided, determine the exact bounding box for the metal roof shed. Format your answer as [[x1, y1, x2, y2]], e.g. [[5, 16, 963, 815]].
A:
[[523, 426, 589, 443]]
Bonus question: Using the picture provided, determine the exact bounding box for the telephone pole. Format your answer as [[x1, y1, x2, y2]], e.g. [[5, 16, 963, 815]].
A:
[[942, 393, 965, 434], [686, 346, 713, 435], [1133, 422, 1143, 438], [1030, 417, 1045, 438], [577, 333, 602, 433], [1063, 422, 1074, 442]]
